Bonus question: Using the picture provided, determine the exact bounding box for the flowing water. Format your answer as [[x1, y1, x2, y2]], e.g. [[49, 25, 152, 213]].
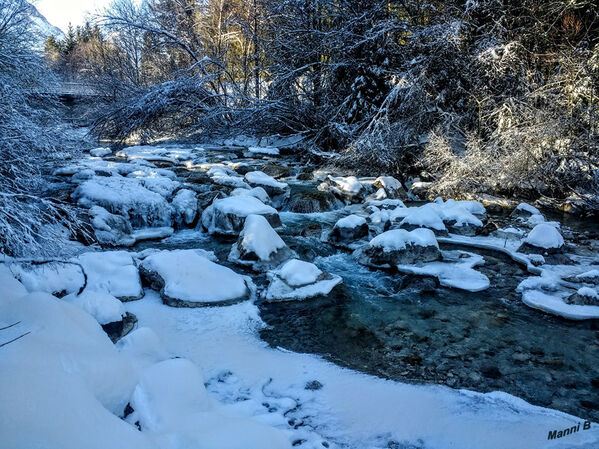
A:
[[259, 209, 599, 422], [110, 145, 599, 422]]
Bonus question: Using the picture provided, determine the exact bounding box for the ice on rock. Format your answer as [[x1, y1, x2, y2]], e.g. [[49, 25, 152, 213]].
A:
[[171, 189, 198, 227], [140, 249, 250, 307], [89, 205, 135, 246], [522, 290, 599, 320], [229, 214, 294, 270], [128, 358, 289, 449], [265, 259, 342, 301], [0, 290, 154, 449], [63, 290, 126, 325], [331, 214, 369, 242], [397, 251, 490, 292], [201, 196, 281, 236], [360, 228, 441, 267], [127, 171, 180, 197], [575, 269, 599, 283], [520, 223, 564, 253], [372, 176, 406, 199], [230, 186, 271, 205], [73, 175, 173, 228], [75, 251, 144, 301], [434, 199, 483, 234], [244, 171, 290, 207]]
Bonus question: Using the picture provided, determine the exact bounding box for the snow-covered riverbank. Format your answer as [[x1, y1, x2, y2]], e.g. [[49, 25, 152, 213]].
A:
[[2, 141, 599, 449]]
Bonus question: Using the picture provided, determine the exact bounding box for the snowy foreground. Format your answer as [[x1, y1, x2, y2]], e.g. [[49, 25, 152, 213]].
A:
[[2, 274, 599, 449], [2, 142, 599, 449]]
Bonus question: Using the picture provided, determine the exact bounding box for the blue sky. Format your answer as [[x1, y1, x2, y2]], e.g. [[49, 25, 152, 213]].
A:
[[35, 0, 113, 32]]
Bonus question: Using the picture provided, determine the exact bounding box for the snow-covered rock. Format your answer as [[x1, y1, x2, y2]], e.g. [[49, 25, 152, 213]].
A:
[[372, 176, 406, 199], [229, 215, 294, 270], [433, 199, 483, 235], [230, 186, 271, 205], [566, 287, 599, 306], [244, 171, 290, 208], [73, 176, 173, 228], [171, 189, 198, 228], [10, 261, 85, 297], [88, 206, 135, 246], [519, 223, 564, 254], [63, 290, 126, 325], [319, 175, 363, 202], [360, 228, 441, 267], [201, 196, 281, 236], [512, 202, 542, 218], [331, 215, 369, 242], [90, 147, 111, 157], [265, 259, 342, 301], [76, 251, 144, 301], [128, 358, 289, 448], [399, 204, 448, 234], [247, 146, 280, 156], [140, 249, 250, 307]]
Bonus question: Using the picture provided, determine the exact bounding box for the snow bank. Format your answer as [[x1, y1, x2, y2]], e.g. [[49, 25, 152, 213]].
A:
[[124, 292, 599, 449], [0, 290, 153, 449], [140, 249, 250, 306], [129, 358, 290, 449]]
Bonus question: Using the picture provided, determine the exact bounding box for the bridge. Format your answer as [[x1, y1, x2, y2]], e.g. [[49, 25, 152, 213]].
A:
[[40, 81, 104, 101]]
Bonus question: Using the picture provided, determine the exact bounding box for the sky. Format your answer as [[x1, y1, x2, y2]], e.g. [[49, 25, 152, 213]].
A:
[[35, 0, 113, 33]]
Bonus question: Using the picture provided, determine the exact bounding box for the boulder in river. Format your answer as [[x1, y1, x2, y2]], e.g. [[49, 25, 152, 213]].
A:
[[360, 228, 441, 267], [140, 249, 251, 307], [229, 214, 294, 270], [201, 196, 281, 236], [331, 215, 369, 243], [264, 259, 342, 301]]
